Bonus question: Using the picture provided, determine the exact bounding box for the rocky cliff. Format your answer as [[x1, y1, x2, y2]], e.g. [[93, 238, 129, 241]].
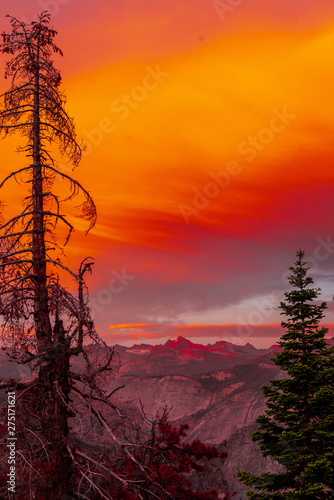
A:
[[108, 347, 285, 498]]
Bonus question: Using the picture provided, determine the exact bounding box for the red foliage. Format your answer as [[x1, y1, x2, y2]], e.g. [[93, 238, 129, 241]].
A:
[[105, 415, 232, 500]]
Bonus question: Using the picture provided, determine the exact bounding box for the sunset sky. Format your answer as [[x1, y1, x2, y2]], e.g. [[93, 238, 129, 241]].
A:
[[1, 0, 334, 347]]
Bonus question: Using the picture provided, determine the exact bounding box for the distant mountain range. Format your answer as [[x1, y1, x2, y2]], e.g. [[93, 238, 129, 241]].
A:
[[114, 335, 280, 377]]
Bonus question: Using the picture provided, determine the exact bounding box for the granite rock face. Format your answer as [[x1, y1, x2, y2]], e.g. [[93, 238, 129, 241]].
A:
[[112, 374, 209, 421], [221, 423, 285, 499], [112, 351, 283, 441], [108, 348, 285, 498]]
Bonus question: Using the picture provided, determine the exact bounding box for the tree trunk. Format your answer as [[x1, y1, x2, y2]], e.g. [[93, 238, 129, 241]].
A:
[[39, 352, 71, 498], [32, 41, 71, 499]]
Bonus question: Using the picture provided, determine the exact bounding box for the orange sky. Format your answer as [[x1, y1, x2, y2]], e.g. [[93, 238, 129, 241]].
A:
[[1, 0, 334, 347]]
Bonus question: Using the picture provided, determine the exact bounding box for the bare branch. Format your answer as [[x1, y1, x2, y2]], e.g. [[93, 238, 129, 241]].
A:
[[67, 446, 113, 500], [0, 166, 32, 189]]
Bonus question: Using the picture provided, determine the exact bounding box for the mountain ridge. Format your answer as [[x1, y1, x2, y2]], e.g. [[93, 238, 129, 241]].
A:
[[116, 336, 277, 377]]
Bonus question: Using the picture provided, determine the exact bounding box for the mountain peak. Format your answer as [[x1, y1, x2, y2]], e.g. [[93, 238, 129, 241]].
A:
[[167, 336, 194, 349], [177, 335, 189, 342], [209, 340, 236, 351]]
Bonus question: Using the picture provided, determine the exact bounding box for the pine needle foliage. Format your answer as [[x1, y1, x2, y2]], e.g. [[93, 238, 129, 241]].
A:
[[237, 250, 334, 499]]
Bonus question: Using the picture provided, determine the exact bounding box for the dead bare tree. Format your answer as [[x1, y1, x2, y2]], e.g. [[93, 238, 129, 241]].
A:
[[0, 12, 119, 498], [0, 13, 228, 500]]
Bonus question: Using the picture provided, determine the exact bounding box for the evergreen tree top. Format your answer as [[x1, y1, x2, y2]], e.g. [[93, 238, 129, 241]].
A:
[[237, 250, 334, 499], [278, 249, 328, 353]]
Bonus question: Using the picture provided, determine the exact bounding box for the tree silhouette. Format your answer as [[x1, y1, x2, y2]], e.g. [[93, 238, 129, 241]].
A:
[[237, 250, 334, 499], [0, 12, 117, 498]]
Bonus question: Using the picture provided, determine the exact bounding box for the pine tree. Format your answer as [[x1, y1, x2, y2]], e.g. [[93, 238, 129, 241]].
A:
[[237, 249, 334, 499]]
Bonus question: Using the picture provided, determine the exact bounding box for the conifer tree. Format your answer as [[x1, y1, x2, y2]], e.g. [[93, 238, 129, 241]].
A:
[[237, 249, 334, 499]]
